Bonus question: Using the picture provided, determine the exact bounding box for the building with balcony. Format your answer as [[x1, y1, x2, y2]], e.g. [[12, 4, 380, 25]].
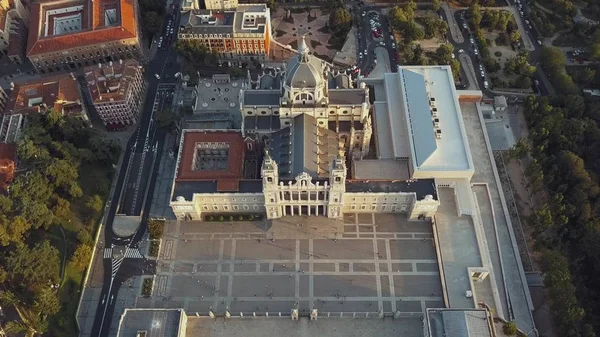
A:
[[84, 59, 146, 126], [0, 73, 89, 143], [178, 4, 270, 62], [26, 0, 143, 74]]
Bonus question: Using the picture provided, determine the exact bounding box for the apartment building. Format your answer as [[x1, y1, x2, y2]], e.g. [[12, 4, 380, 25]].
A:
[[181, 0, 238, 11], [84, 59, 146, 126], [26, 0, 143, 74], [178, 4, 271, 62], [0, 0, 29, 64], [0, 73, 89, 143]]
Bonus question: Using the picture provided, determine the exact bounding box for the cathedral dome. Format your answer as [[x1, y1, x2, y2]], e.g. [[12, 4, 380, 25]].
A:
[[284, 35, 324, 88]]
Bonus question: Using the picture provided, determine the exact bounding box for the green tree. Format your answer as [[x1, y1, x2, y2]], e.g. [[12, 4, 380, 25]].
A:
[[509, 29, 521, 43], [266, 0, 276, 10], [143, 11, 162, 35], [503, 321, 517, 335], [5, 240, 60, 286], [69, 244, 92, 272], [156, 108, 180, 131], [540, 45, 567, 70], [52, 197, 71, 224], [469, 2, 482, 26], [77, 229, 93, 246], [432, 0, 441, 11], [329, 7, 352, 33], [86, 194, 104, 215], [590, 42, 600, 61]]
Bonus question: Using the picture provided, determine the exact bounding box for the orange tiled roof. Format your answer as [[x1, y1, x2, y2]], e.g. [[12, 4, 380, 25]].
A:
[[26, 0, 138, 57], [5, 73, 83, 115], [84, 59, 141, 103]]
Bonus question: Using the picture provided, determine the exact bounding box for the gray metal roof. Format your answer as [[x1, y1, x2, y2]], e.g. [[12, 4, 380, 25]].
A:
[[244, 90, 280, 106], [328, 73, 351, 89], [285, 49, 324, 88], [270, 114, 338, 178], [244, 116, 281, 131], [329, 89, 366, 105], [259, 73, 282, 89], [116, 309, 184, 337], [401, 69, 437, 167], [345, 179, 437, 200]]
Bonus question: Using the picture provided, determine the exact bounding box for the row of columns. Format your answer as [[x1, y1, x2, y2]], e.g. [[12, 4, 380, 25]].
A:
[[281, 205, 326, 216]]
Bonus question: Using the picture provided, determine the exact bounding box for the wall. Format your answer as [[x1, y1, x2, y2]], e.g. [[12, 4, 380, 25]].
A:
[[171, 193, 265, 220]]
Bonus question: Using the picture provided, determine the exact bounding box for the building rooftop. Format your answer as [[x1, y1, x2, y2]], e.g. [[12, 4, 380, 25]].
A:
[[84, 59, 141, 104], [427, 309, 493, 337], [398, 66, 474, 174], [26, 0, 138, 56], [243, 90, 279, 106], [175, 130, 245, 192], [5, 73, 83, 116], [352, 159, 410, 180], [180, 4, 268, 36], [269, 114, 339, 179], [116, 309, 185, 337], [328, 89, 366, 105], [346, 179, 437, 200]]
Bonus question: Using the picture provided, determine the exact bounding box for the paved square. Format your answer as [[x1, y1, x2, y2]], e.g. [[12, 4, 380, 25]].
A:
[[140, 213, 443, 316]]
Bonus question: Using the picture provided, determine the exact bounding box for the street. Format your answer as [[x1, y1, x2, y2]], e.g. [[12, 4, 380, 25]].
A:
[[88, 5, 182, 337], [356, 7, 398, 75]]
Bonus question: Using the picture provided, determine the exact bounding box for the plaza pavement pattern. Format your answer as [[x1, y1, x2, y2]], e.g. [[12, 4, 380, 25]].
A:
[[271, 8, 335, 60], [135, 213, 444, 317]]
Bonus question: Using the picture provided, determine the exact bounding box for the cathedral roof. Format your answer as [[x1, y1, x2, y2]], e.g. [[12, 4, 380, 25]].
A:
[[284, 36, 324, 89]]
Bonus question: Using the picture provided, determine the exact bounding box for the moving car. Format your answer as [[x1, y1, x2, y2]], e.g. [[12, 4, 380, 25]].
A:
[[155, 74, 161, 79]]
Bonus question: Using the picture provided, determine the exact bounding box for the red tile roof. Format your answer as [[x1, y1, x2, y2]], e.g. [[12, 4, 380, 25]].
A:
[[176, 131, 245, 191], [26, 0, 138, 57], [5, 73, 83, 115]]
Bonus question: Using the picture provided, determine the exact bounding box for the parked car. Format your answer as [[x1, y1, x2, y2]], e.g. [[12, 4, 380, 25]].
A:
[[155, 74, 161, 79], [483, 80, 489, 89]]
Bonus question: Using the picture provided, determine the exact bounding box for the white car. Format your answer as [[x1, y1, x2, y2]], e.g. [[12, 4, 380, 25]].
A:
[[362, 12, 366, 17], [379, 41, 385, 46], [483, 80, 489, 89], [458, 49, 465, 53], [525, 20, 530, 25], [469, 36, 474, 44], [474, 48, 479, 56], [155, 74, 160, 80], [364, 49, 367, 54], [479, 64, 483, 71], [537, 39, 542, 45], [480, 70, 485, 78]]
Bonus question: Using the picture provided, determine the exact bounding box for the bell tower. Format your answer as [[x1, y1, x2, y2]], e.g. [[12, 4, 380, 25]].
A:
[[327, 154, 346, 219], [262, 150, 281, 219]]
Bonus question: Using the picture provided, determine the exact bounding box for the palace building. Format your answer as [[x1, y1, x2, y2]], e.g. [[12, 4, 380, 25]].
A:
[[170, 39, 476, 221]]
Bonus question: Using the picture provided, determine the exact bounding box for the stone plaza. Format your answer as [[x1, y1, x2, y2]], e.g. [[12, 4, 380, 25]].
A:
[[135, 213, 443, 317]]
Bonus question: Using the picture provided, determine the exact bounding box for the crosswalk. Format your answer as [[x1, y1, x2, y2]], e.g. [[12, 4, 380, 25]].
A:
[[112, 257, 124, 278], [104, 248, 112, 259], [124, 247, 144, 259]]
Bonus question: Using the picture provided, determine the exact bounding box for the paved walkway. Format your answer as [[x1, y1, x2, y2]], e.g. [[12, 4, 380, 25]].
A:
[[442, 2, 465, 44], [271, 8, 335, 59], [132, 214, 444, 322], [461, 102, 535, 335]]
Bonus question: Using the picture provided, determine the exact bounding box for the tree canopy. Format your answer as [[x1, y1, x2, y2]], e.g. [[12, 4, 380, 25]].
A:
[[0, 109, 120, 334]]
